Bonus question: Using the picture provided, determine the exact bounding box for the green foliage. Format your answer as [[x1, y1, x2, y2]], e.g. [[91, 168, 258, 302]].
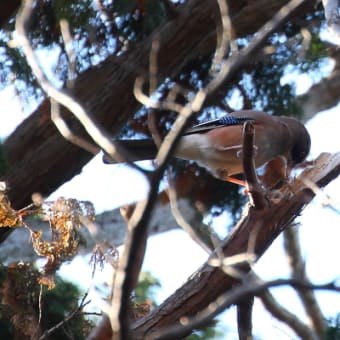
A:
[[0, 263, 91, 339], [0, 0, 173, 95], [113, 0, 169, 34], [41, 277, 91, 339], [135, 271, 161, 304], [325, 314, 340, 340], [250, 61, 302, 117], [186, 321, 224, 340]]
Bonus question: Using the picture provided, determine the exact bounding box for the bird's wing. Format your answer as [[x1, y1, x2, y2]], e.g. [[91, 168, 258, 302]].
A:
[[184, 114, 255, 135]]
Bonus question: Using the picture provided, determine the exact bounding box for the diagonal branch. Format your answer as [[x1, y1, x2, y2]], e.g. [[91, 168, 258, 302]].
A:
[[148, 278, 339, 340], [131, 151, 340, 338]]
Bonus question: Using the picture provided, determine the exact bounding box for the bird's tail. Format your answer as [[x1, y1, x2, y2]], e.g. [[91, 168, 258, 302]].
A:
[[103, 139, 158, 163]]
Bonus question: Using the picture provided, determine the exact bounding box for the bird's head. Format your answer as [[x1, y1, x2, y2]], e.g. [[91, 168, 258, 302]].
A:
[[279, 116, 311, 166]]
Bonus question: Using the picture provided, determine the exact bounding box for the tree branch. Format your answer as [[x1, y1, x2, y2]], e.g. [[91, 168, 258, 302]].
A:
[[131, 151, 340, 338], [147, 278, 340, 340], [259, 285, 319, 340], [283, 226, 327, 336]]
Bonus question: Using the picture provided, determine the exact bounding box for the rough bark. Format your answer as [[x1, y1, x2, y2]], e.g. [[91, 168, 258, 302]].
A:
[[130, 152, 340, 339], [0, 0, 20, 28]]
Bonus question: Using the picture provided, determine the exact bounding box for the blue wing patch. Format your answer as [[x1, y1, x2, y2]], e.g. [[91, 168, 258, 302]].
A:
[[218, 115, 253, 126], [184, 114, 255, 135]]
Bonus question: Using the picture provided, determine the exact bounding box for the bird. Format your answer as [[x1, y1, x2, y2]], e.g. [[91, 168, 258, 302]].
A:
[[104, 110, 311, 187]]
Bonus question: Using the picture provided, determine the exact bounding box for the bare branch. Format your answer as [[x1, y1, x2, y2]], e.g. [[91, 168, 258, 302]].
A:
[[283, 226, 327, 337], [242, 121, 268, 209], [39, 293, 91, 340], [132, 151, 340, 338], [59, 18, 77, 88], [147, 37, 163, 148], [167, 181, 215, 253], [50, 99, 99, 154], [237, 295, 254, 340], [206, 0, 308, 99], [109, 172, 166, 339], [299, 176, 340, 214], [211, 0, 234, 72], [259, 283, 318, 340]]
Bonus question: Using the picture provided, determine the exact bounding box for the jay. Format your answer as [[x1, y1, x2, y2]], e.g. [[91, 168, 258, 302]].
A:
[[104, 110, 311, 187]]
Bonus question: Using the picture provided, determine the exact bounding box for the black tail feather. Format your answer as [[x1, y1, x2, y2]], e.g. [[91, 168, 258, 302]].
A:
[[103, 139, 158, 164]]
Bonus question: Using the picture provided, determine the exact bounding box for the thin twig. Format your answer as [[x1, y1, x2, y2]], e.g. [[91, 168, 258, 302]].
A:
[[39, 293, 91, 340], [148, 36, 163, 148], [167, 181, 214, 253], [283, 226, 327, 337], [134, 75, 184, 113], [259, 285, 318, 340], [50, 99, 99, 154], [149, 35, 160, 96], [206, 0, 308, 98], [211, 0, 234, 72], [59, 18, 77, 88]]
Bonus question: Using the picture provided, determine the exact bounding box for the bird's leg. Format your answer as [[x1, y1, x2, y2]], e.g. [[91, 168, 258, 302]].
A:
[[225, 176, 247, 187], [216, 168, 247, 186], [259, 156, 288, 189]]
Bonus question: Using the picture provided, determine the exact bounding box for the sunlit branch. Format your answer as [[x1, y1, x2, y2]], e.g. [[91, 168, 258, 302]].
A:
[[59, 18, 77, 88], [148, 36, 163, 148], [206, 0, 307, 97], [134, 75, 184, 113], [166, 180, 215, 254], [298, 176, 340, 214], [50, 99, 99, 155], [211, 0, 234, 72]]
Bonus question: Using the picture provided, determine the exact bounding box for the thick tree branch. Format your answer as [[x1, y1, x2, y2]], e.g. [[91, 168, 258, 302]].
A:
[[130, 151, 340, 338], [147, 278, 340, 340], [0, 0, 20, 28]]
